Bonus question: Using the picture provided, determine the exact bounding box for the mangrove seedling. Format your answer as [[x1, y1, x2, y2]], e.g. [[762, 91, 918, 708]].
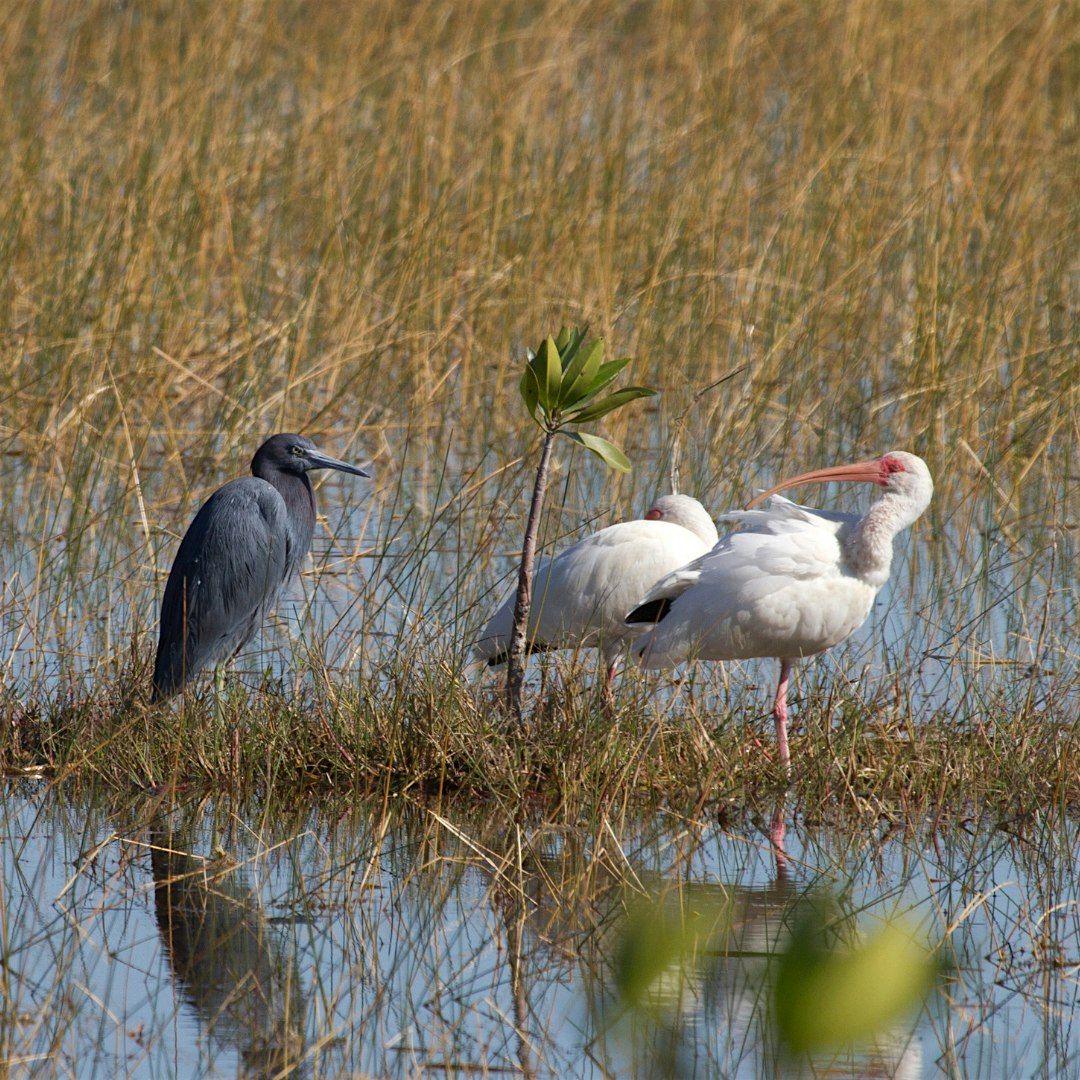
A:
[[506, 326, 655, 723]]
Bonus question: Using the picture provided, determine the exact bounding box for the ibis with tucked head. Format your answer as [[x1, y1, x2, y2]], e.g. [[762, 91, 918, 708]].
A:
[[152, 433, 370, 702], [627, 452, 933, 771], [476, 494, 718, 697]]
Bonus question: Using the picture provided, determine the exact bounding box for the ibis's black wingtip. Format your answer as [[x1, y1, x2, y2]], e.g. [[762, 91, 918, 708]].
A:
[[625, 598, 672, 625]]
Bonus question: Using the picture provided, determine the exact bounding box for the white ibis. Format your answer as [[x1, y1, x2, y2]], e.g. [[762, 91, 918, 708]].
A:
[[476, 494, 718, 697], [626, 451, 933, 772]]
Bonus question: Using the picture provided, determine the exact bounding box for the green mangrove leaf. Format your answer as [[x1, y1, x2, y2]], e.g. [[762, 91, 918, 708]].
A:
[[560, 338, 605, 408], [532, 336, 562, 413], [575, 355, 634, 404], [566, 385, 655, 424], [557, 325, 586, 375], [519, 362, 540, 420], [564, 430, 631, 472]]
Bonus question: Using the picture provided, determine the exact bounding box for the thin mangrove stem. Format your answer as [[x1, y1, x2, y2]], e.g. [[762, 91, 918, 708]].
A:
[[506, 428, 557, 724]]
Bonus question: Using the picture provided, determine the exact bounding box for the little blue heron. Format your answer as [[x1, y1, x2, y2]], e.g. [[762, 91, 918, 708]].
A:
[[152, 433, 371, 702]]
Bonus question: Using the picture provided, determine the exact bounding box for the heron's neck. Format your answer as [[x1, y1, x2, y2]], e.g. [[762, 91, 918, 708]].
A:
[[257, 466, 316, 552]]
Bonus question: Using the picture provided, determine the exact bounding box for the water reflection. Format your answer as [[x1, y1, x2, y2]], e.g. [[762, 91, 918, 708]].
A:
[[0, 790, 1075, 1078], [150, 812, 307, 1078], [516, 815, 923, 1078]]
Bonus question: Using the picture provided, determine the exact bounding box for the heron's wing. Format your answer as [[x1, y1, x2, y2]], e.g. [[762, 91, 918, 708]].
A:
[[153, 478, 290, 697]]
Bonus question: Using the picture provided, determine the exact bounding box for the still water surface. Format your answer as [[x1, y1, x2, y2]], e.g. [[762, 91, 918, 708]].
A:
[[2, 790, 1076, 1077]]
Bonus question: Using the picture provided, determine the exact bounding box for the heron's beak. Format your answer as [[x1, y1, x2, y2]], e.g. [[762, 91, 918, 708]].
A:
[[306, 448, 372, 478], [746, 457, 884, 508]]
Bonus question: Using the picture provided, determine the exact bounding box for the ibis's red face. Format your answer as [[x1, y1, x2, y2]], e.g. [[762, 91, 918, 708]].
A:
[[644, 507, 664, 520], [746, 454, 907, 508], [879, 454, 907, 481]]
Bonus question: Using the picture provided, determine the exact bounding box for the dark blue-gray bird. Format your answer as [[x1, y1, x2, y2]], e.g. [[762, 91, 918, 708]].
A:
[[152, 433, 370, 701]]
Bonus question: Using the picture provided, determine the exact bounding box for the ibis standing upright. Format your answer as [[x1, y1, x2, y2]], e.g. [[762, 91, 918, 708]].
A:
[[152, 433, 371, 702], [627, 451, 933, 772], [476, 494, 718, 697]]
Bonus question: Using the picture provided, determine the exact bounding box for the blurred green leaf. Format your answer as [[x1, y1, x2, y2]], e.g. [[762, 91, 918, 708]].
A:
[[554, 325, 573, 352], [566, 385, 656, 424], [615, 909, 692, 1011], [560, 338, 604, 408], [563, 430, 631, 472], [775, 903, 938, 1055], [532, 336, 562, 413], [614, 892, 731, 1012]]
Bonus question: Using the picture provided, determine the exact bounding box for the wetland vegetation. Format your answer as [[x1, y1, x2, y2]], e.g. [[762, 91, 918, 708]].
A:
[[0, 0, 1076, 1074]]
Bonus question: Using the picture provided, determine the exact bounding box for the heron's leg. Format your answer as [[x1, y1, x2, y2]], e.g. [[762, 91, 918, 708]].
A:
[[213, 666, 227, 723], [215, 666, 240, 781], [773, 659, 792, 778]]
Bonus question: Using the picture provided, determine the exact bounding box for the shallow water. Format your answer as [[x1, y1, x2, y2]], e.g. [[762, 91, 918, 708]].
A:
[[4, 442, 1076, 727], [2, 789, 1076, 1078]]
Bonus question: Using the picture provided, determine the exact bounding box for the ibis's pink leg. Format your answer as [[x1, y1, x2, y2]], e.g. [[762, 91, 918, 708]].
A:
[[774, 659, 792, 777]]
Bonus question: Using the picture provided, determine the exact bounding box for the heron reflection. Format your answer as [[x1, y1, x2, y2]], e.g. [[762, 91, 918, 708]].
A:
[[151, 818, 307, 1078]]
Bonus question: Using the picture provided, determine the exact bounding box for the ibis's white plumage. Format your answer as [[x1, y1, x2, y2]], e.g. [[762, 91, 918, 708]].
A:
[[476, 494, 717, 671], [631, 495, 878, 666], [626, 451, 933, 775]]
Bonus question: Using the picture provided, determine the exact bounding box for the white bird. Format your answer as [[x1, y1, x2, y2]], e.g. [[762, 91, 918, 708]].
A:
[[476, 494, 719, 698], [626, 452, 933, 772]]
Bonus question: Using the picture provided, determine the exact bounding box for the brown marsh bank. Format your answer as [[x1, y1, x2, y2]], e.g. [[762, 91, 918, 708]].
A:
[[5, 669, 1079, 829], [0, 787, 1076, 1077]]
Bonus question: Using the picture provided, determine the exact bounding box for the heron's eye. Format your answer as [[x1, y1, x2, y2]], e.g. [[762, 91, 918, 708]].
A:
[[291, 445, 303, 456]]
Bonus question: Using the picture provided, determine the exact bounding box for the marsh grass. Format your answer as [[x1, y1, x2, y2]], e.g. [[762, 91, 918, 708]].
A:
[[0, 0, 1076, 813], [6, 657, 1077, 833]]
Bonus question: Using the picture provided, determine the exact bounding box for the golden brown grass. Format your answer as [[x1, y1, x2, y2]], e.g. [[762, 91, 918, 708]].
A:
[[0, 0, 1076, 808]]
